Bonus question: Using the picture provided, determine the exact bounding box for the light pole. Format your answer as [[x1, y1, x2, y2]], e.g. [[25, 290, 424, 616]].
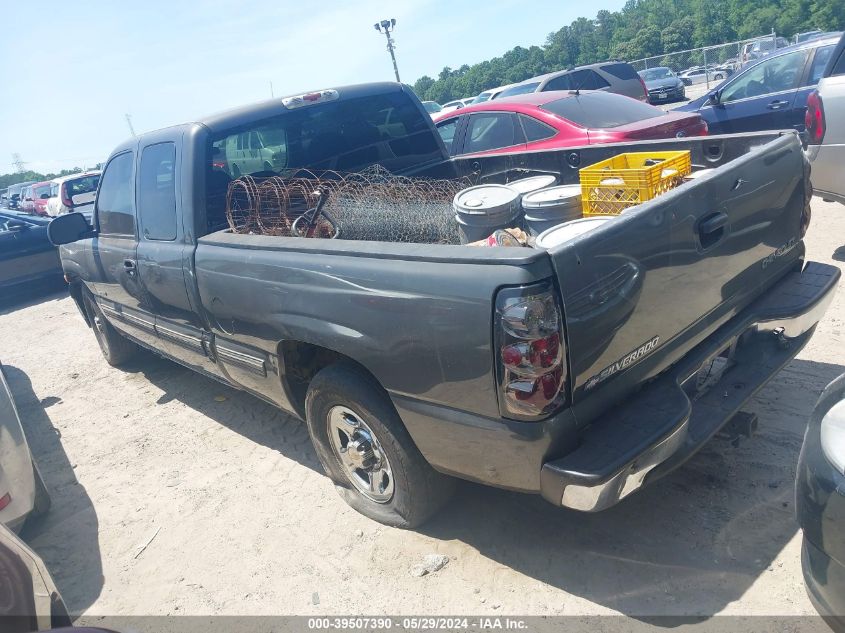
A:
[[373, 18, 401, 83]]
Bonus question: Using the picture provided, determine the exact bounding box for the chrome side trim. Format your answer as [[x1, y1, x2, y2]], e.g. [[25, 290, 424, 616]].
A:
[[157, 324, 202, 348], [216, 345, 267, 376]]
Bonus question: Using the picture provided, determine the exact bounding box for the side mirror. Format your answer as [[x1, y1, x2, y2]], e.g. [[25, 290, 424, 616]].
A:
[[48, 212, 92, 245], [707, 90, 722, 105], [6, 220, 29, 231]]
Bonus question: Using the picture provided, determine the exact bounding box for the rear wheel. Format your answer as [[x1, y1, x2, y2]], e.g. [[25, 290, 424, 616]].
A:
[[84, 295, 139, 367], [714, 73, 724, 80], [305, 364, 454, 528]]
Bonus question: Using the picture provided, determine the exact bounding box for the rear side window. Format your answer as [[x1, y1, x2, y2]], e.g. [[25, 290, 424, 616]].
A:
[[831, 45, 845, 76], [544, 74, 574, 91], [67, 174, 100, 200], [138, 142, 177, 241], [569, 70, 610, 90], [600, 63, 639, 80], [465, 113, 521, 153], [519, 115, 557, 142], [97, 152, 135, 236], [806, 45, 835, 86], [541, 93, 660, 128]]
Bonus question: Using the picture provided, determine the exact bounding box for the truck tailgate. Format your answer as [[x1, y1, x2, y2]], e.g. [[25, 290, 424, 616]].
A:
[[548, 134, 810, 412]]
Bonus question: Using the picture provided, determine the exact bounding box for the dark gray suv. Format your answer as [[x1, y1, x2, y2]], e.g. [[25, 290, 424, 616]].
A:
[[495, 62, 647, 102]]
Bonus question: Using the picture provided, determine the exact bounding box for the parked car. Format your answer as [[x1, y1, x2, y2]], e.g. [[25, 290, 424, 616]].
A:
[[471, 83, 516, 104], [19, 186, 35, 214], [5, 182, 35, 211], [0, 362, 51, 532], [432, 91, 707, 158], [678, 66, 730, 86], [29, 182, 53, 217], [497, 62, 648, 102], [676, 33, 841, 135], [46, 171, 101, 220], [0, 522, 72, 630], [796, 373, 845, 630], [1, 189, 7, 208], [0, 211, 64, 301], [796, 30, 825, 44], [806, 31, 845, 206], [742, 36, 790, 65], [440, 99, 469, 114], [48, 82, 837, 528], [638, 67, 686, 103], [421, 100, 442, 117]]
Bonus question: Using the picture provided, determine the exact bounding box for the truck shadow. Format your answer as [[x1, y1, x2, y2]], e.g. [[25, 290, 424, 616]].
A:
[[421, 358, 845, 622], [3, 365, 104, 615], [129, 353, 322, 474]]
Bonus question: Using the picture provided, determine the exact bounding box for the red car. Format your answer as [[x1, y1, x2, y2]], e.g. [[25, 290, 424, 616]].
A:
[[432, 90, 708, 158], [30, 181, 54, 216]]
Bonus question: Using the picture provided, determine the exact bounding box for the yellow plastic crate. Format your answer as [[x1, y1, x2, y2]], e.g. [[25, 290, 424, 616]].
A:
[[579, 150, 691, 216]]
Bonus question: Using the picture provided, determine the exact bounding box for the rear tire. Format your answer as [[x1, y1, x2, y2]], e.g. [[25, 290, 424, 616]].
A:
[[305, 364, 454, 528], [84, 294, 139, 367]]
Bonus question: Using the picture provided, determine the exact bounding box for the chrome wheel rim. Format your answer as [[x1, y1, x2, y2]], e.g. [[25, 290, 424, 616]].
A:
[[327, 405, 394, 503]]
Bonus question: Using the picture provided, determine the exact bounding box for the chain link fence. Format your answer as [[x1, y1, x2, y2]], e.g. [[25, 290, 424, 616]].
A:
[[629, 33, 780, 100]]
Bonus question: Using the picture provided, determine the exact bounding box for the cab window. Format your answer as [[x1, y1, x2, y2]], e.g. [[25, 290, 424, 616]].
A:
[[436, 118, 459, 154], [138, 142, 177, 241], [97, 152, 135, 237]]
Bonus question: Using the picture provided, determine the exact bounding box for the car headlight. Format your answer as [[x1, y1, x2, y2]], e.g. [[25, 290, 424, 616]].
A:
[[821, 398, 845, 475]]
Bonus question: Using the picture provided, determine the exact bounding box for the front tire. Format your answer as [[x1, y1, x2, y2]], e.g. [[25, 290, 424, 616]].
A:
[[305, 364, 454, 528], [84, 295, 139, 367]]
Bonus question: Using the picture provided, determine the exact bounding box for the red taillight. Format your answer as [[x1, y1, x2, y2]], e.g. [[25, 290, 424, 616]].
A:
[[638, 76, 648, 101], [495, 282, 567, 420], [805, 90, 825, 145], [60, 182, 73, 209], [0, 492, 11, 511], [699, 120, 709, 136]]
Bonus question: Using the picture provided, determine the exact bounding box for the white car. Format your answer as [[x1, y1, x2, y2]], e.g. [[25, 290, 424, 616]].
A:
[[471, 83, 516, 104], [440, 97, 475, 115], [678, 66, 729, 86], [46, 171, 101, 218], [807, 32, 845, 205]]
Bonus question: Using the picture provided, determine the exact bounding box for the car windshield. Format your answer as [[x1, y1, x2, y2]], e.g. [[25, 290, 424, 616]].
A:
[[640, 68, 675, 81], [472, 92, 492, 104], [541, 92, 661, 128], [422, 101, 442, 113], [497, 82, 540, 98]]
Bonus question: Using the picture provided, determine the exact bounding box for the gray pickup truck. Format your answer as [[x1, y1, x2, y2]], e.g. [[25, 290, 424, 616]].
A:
[[49, 82, 839, 527]]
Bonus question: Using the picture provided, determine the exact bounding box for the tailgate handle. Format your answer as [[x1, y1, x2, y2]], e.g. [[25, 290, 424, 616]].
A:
[[698, 212, 728, 248]]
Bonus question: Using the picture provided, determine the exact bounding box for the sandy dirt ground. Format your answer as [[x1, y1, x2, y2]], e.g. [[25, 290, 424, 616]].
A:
[[1, 198, 844, 622]]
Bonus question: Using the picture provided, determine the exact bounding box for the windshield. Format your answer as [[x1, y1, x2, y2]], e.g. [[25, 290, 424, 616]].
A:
[[639, 67, 675, 81], [541, 92, 661, 128], [497, 82, 540, 98], [422, 101, 442, 113], [472, 92, 492, 104]]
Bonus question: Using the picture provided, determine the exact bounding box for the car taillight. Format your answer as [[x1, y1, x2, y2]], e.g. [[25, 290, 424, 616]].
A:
[[60, 183, 73, 209], [805, 90, 825, 145], [495, 281, 567, 420]]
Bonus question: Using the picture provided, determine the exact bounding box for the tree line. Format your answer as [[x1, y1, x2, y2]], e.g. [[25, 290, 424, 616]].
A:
[[412, 0, 845, 103], [0, 168, 89, 191]]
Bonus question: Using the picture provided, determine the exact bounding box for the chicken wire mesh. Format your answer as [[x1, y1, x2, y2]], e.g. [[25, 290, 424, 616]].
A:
[[223, 165, 475, 244]]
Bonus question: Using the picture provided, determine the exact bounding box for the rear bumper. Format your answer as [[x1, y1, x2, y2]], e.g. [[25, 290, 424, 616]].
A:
[[541, 261, 840, 511]]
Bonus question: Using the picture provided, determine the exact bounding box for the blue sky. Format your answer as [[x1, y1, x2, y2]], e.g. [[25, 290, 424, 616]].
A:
[[0, 0, 627, 173]]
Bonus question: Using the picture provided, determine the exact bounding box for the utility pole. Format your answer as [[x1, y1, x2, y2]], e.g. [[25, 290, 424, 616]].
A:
[[125, 113, 136, 137], [11, 153, 26, 173], [373, 18, 401, 83]]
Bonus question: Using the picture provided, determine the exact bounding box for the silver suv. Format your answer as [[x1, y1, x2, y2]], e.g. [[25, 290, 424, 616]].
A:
[[495, 62, 647, 102]]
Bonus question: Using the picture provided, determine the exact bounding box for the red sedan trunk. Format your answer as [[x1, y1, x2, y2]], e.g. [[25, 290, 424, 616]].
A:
[[589, 111, 708, 143]]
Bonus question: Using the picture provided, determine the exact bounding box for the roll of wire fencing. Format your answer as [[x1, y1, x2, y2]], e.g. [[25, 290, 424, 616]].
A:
[[224, 165, 474, 244]]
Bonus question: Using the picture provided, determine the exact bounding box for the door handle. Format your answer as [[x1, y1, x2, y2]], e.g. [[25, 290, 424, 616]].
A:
[[123, 259, 136, 277], [767, 100, 790, 110], [700, 212, 728, 234]]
